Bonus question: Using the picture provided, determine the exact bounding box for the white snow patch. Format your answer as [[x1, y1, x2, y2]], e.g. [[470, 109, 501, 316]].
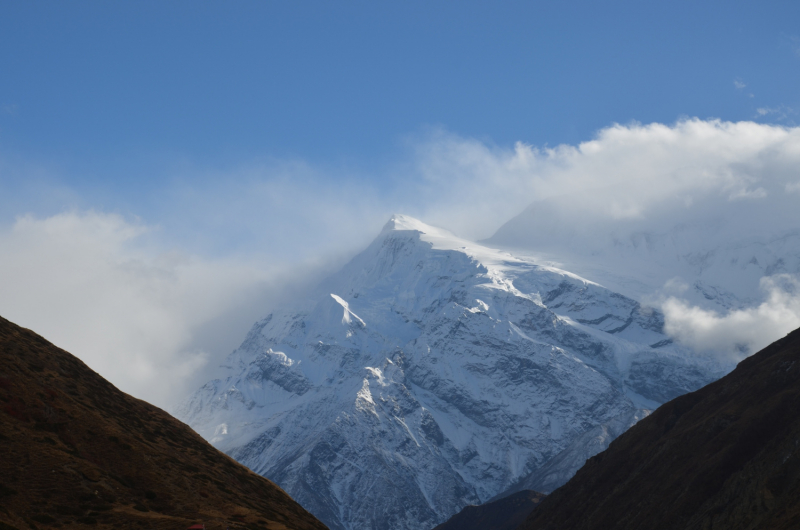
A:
[[331, 293, 366, 327]]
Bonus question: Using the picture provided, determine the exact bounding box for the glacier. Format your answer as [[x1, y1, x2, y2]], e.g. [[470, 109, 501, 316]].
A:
[[175, 214, 730, 530]]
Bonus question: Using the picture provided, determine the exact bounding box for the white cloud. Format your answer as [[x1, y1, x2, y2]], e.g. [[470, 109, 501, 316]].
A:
[[4, 118, 800, 406], [0, 211, 311, 408], [411, 119, 800, 238], [755, 105, 796, 122], [663, 275, 800, 360], [787, 181, 800, 194]]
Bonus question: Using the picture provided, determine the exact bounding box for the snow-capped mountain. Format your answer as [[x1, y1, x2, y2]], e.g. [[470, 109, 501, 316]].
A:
[[176, 215, 730, 530], [486, 195, 800, 314]]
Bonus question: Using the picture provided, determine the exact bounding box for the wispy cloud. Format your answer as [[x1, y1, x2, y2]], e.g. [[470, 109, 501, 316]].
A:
[[733, 78, 753, 98], [782, 34, 800, 58], [727, 186, 768, 200], [755, 105, 796, 122], [0, 211, 320, 407]]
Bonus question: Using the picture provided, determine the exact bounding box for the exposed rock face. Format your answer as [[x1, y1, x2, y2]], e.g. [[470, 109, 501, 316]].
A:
[[520, 326, 800, 530], [0, 315, 327, 530], [176, 215, 729, 530]]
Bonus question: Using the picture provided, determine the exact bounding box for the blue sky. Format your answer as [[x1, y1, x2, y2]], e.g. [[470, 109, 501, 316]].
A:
[[1, 1, 798, 210], [1, 1, 800, 405]]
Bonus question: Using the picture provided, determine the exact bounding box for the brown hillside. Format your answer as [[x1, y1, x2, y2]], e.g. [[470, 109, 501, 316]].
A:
[[0, 316, 328, 530], [431, 490, 546, 530], [520, 326, 800, 530]]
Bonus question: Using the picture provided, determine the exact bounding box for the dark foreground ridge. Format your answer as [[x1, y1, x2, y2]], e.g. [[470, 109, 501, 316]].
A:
[[520, 326, 800, 530], [0, 316, 328, 530], [432, 490, 546, 530]]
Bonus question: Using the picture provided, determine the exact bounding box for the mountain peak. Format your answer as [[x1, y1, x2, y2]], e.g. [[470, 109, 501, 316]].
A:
[[381, 214, 456, 239], [177, 215, 729, 530]]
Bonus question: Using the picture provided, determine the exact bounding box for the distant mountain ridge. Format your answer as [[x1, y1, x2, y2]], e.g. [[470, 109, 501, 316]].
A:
[[486, 194, 800, 316], [176, 215, 729, 530], [520, 325, 800, 530], [0, 315, 327, 530]]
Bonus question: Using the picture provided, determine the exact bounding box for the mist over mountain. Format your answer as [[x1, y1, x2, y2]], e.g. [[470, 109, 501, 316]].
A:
[[486, 188, 800, 359], [176, 215, 730, 530], [4, 120, 800, 410]]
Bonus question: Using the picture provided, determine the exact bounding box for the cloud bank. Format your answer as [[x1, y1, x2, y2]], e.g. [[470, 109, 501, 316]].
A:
[[414, 119, 800, 237], [3, 118, 800, 405], [0, 211, 314, 407]]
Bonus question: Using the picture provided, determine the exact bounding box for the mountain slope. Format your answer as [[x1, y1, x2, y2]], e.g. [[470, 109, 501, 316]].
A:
[[431, 490, 545, 530], [486, 196, 800, 315], [0, 315, 327, 530], [176, 215, 730, 530], [520, 326, 800, 530]]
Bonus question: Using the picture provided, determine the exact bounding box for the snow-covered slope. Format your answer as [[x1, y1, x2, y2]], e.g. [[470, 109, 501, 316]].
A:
[[486, 195, 800, 314], [176, 215, 730, 530]]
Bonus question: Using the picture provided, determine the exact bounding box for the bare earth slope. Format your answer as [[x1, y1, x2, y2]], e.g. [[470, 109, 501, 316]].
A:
[[520, 326, 800, 530], [431, 490, 545, 530], [0, 316, 328, 530]]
